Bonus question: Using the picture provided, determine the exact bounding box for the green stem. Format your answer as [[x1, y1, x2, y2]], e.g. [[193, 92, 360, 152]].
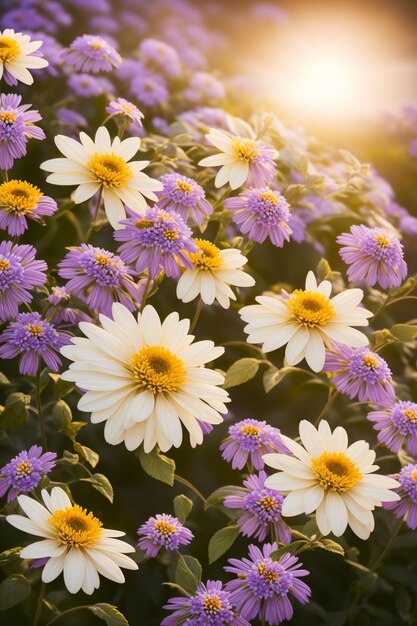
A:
[[82, 187, 103, 243], [32, 581, 46, 626], [314, 389, 339, 427], [370, 518, 403, 572], [174, 474, 206, 505], [139, 275, 152, 312], [36, 368, 47, 451], [241, 239, 255, 256], [45, 606, 91, 626], [371, 291, 392, 321], [189, 297, 203, 333]]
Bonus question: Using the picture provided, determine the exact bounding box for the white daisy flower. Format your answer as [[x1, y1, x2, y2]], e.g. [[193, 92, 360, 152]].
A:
[[198, 115, 278, 190], [239, 270, 373, 372], [40, 126, 163, 229], [60, 303, 229, 452], [176, 239, 255, 308], [0, 29, 48, 86], [7, 487, 138, 594], [264, 420, 400, 539]]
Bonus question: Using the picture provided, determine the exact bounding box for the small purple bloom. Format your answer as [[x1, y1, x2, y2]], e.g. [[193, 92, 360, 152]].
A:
[[137, 513, 193, 558], [368, 401, 417, 455], [46, 286, 91, 326], [0, 445, 56, 503], [220, 419, 289, 471], [324, 344, 395, 404], [224, 471, 291, 543], [384, 464, 417, 530], [225, 187, 292, 247], [337, 225, 407, 289], [0, 312, 69, 375], [129, 71, 169, 108], [58, 244, 143, 317], [139, 38, 181, 78], [0, 241, 47, 321], [67, 73, 112, 98], [157, 173, 213, 226], [162, 579, 250, 626], [0, 93, 45, 170], [62, 34, 122, 73], [184, 71, 225, 103], [106, 98, 144, 128], [114, 207, 196, 279], [0, 179, 57, 236], [56, 108, 87, 131], [152, 116, 169, 135], [224, 543, 311, 625]]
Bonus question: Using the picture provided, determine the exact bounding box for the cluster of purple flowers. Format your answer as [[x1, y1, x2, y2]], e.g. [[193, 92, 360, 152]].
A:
[[220, 419, 288, 470], [156, 173, 213, 226], [0, 446, 56, 502]]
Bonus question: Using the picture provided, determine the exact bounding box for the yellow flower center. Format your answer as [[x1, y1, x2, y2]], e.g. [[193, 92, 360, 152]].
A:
[[16, 461, 32, 477], [231, 137, 259, 162], [0, 259, 10, 271], [136, 218, 155, 229], [411, 470, 417, 482], [0, 111, 17, 124], [312, 451, 362, 492], [188, 239, 223, 271], [88, 40, 103, 51], [240, 425, 260, 437], [27, 323, 44, 337], [287, 290, 335, 327], [203, 595, 222, 613], [95, 252, 119, 268], [0, 36, 20, 62], [163, 228, 179, 241], [403, 409, 417, 424], [49, 504, 102, 547], [363, 354, 380, 369], [0, 180, 42, 214], [258, 495, 278, 511], [154, 520, 176, 536], [88, 152, 132, 189], [131, 345, 186, 393], [261, 191, 279, 204], [176, 179, 193, 193], [256, 562, 279, 583], [375, 233, 391, 248]]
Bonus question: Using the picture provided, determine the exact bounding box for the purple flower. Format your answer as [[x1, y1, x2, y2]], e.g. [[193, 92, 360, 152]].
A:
[[220, 419, 289, 471], [383, 464, 417, 530], [0, 179, 57, 236], [67, 73, 112, 98], [58, 244, 143, 317], [129, 72, 169, 108], [137, 514, 193, 558], [324, 344, 395, 404], [152, 116, 169, 135], [0, 241, 47, 321], [179, 107, 229, 143], [0, 93, 45, 170], [368, 401, 417, 455], [0, 312, 69, 375], [225, 187, 291, 247], [114, 207, 196, 279], [337, 225, 407, 289], [224, 544, 311, 625], [162, 580, 250, 626], [56, 108, 87, 131], [184, 71, 225, 103], [46, 286, 91, 326], [106, 98, 144, 128], [0, 445, 56, 503], [156, 173, 213, 226], [62, 34, 122, 73], [139, 38, 181, 78], [224, 471, 291, 543]]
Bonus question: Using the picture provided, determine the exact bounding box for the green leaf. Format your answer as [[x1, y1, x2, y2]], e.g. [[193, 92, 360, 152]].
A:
[[390, 324, 417, 342], [74, 443, 99, 468], [49, 373, 76, 398], [270, 540, 307, 560], [0, 393, 30, 431], [208, 526, 239, 564], [223, 358, 261, 389], [262, 366, 309, 393], [0, 574, 31, 611], [137, 447, 175, 486], [175, 554, 202, 594], [318, 538, 345, 556], [205, 485, 236, 510], [0, 372, 10, 385], [52, 399, 72, 428], [173, 494, 193, 523], [87, 603, 129, 626], [316, 258, 332, 281], [0, 547, 22, 569], [82, 473, 113, 503]]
